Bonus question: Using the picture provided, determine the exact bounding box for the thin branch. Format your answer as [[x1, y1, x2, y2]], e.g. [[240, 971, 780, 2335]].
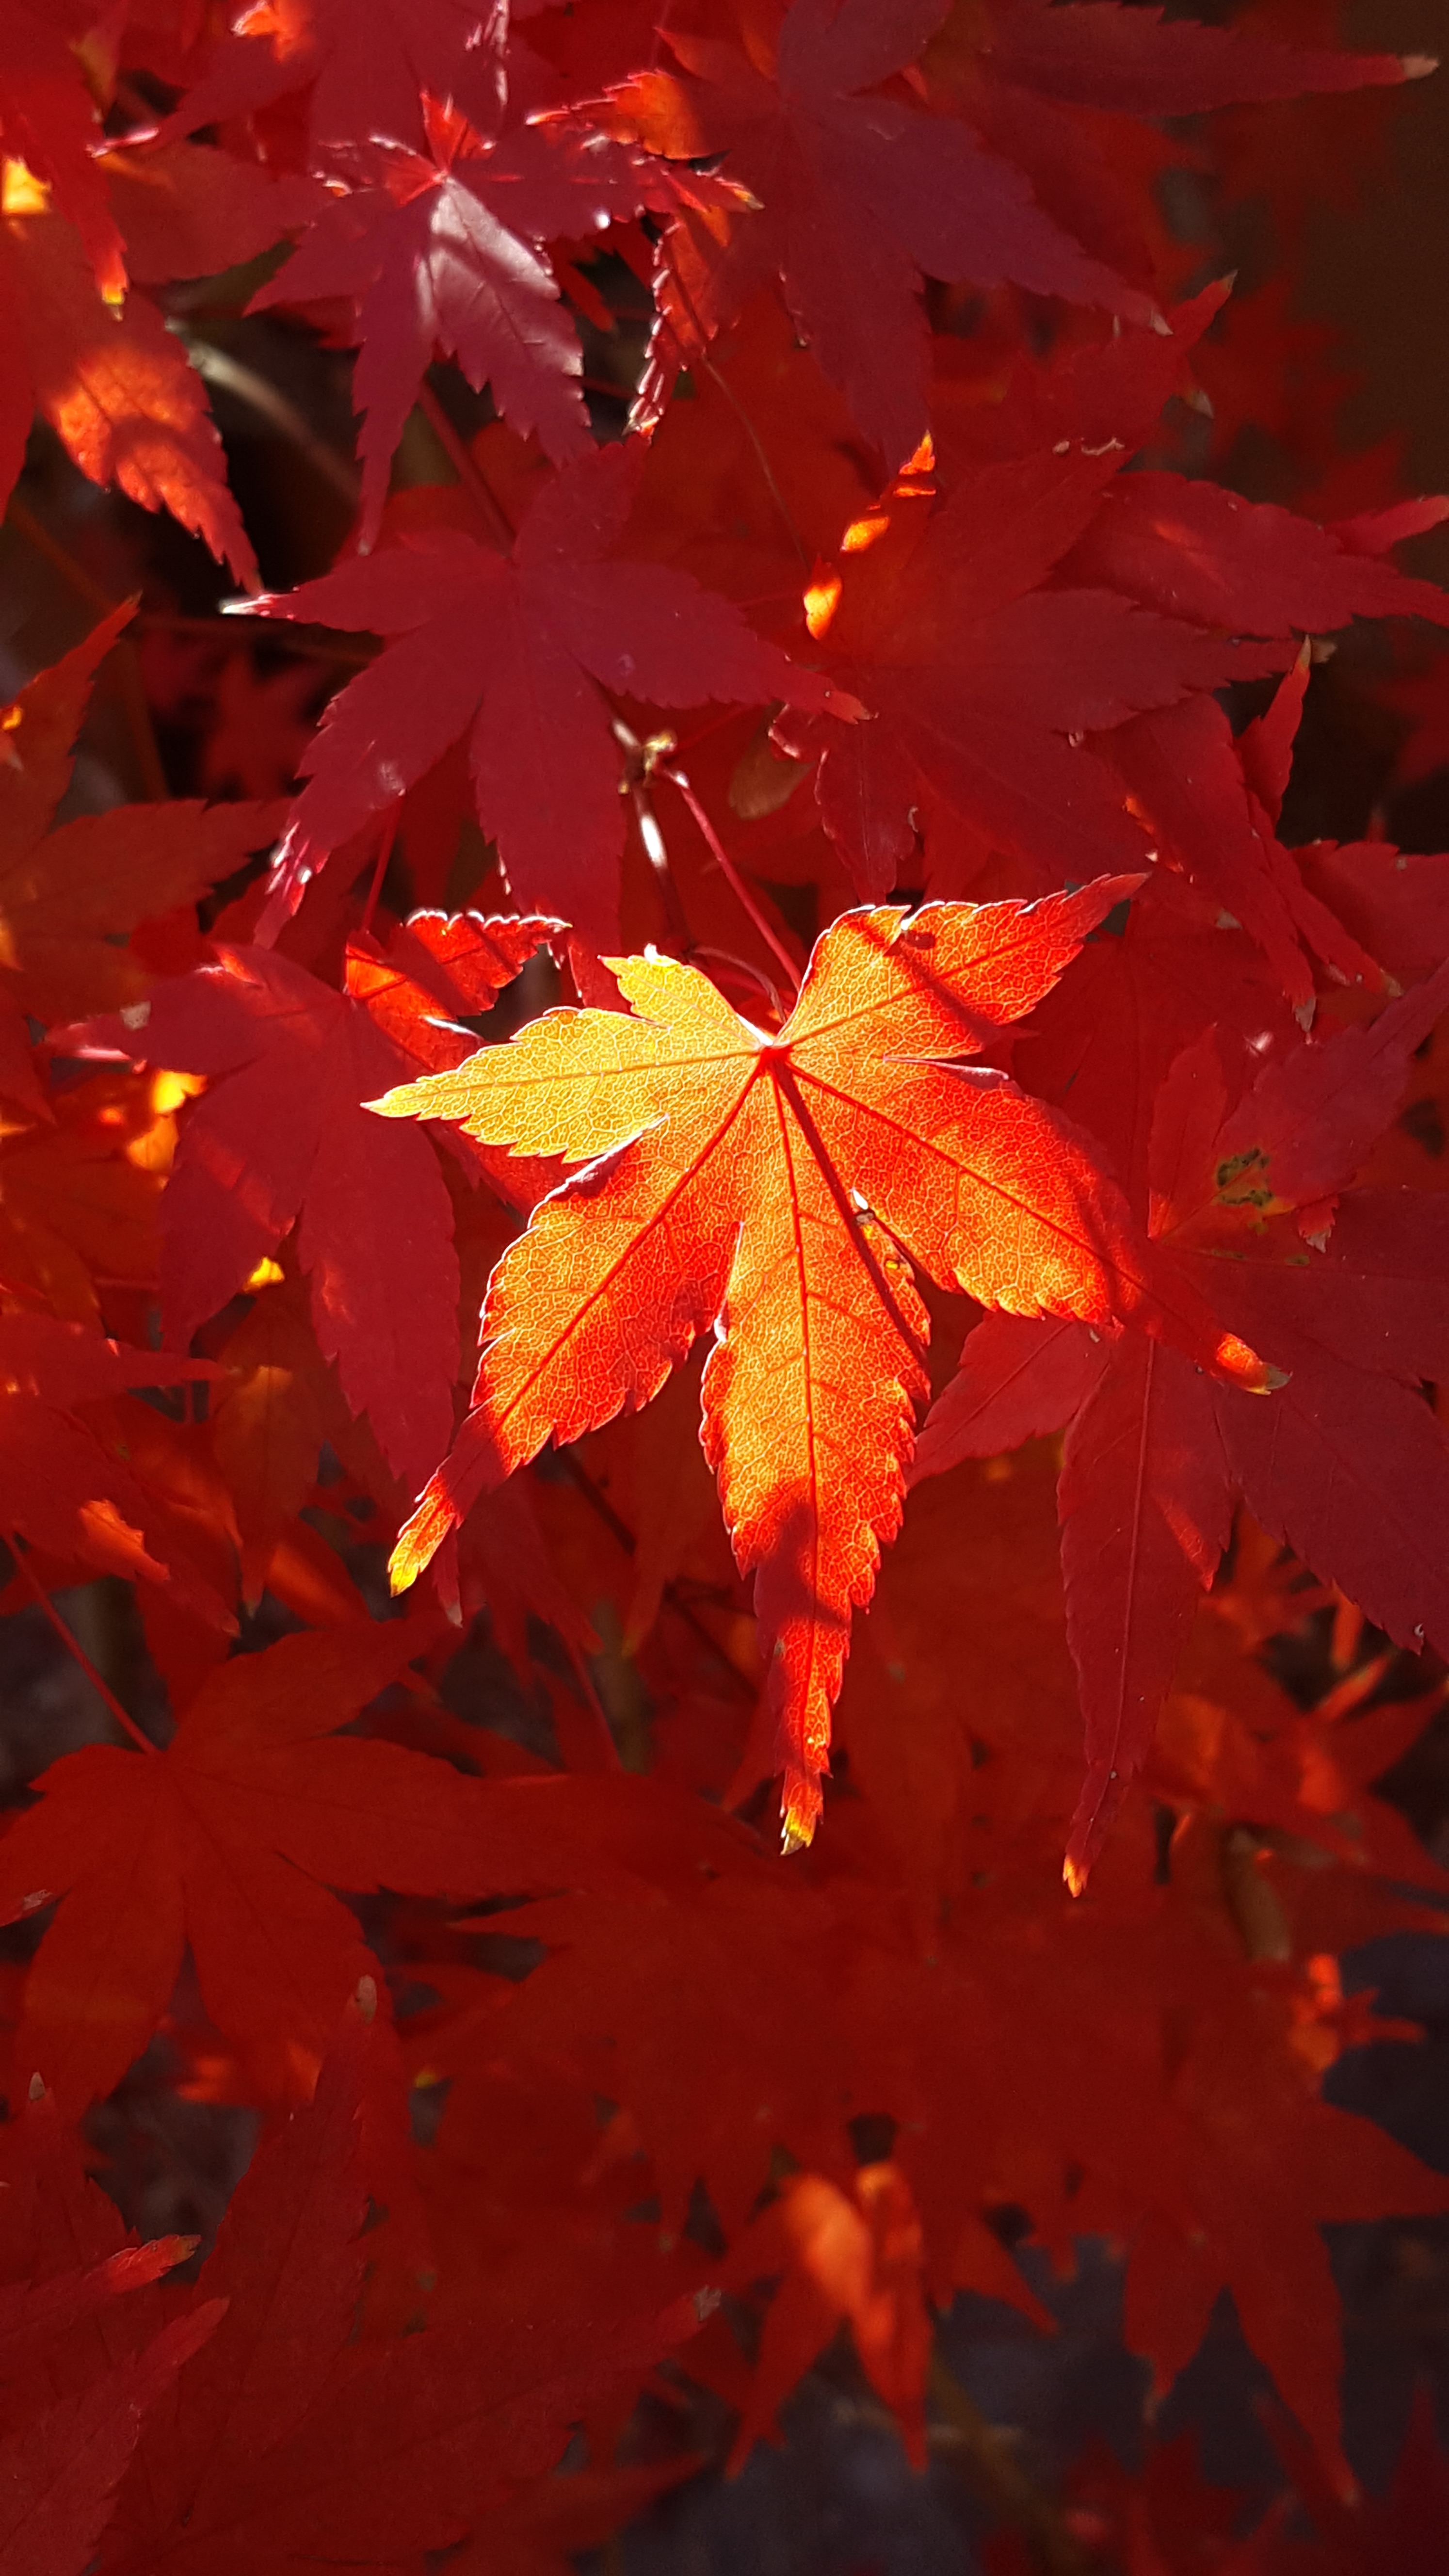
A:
[[358, 814, 400, 942], [7, 501, 168, 798], [182, 339, 361, 508], [928, 2354, 1092, 2576], [135, 610, 370, 667], [658, 252, 810, 573], [663, 762, 802, 1002], [690, 944, 788, 1022], [416, 381, 516, 548], [616, 736, 695, 958], [4, 1539, 157, 1756], [559, 1453, 757, 1699]]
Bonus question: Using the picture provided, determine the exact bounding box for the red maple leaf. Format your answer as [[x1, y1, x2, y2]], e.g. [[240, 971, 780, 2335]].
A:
[[243, 441, 854, 950], [0, 187, 256, 583], [979, 0, 1427, 117], [777, 326, 1446, 913], [0, 1620, 510, 2109], [608, 0, 1150, 467], [0, 0, 127, 300], [97, 2001, 703, 2574], [80, 911, 553, 1493], [158, 0, 509, 163], [0, 1314, 231, 1624], [916, 961, 1449, 1884], [0, 606, 283, 1102], [252, 94, 742, 542]]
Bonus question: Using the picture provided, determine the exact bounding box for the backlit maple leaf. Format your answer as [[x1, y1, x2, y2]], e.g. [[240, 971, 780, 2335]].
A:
[[158, 0, 508, 161], [978, 0, 1427, 116], [773, 434, 1285, 899], [376, 885, 1271, 1846], [99, 137, 323, 287], [777, 336, 1448, 910], [0, 175, 257, 579], [0, 0, 127, 300]]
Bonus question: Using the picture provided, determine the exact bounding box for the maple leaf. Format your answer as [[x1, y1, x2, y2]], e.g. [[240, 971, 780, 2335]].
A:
[[0, 609, 283, 1083], [979, 0, 1431, 118], [159, 0, 508, 166], [0, 2088, 229, 2573], [0, 2302, 225, 2576], [242, 440, 855, 951], [376, 886, 1271, 1847], [0, 2236, 197, 2371], [81, 913, 552, 1494], [447, 1522, 1449, 2485], [723, 2163, 931, 2468], [0, 179, 257, 582], [0, 1313, 231, 1620], [916, 966, 1449, 1884], [99, 138, 323, 288], [252, 95, 739, 543], [0, 0, 127, 300], [0, 1066, 180, 1325], [1057, 469, 1449, 640], [607, 0, 1155, 467], [0, 1620, 513, 2110], [773, 428, 1287, 901], [195, 653, 322, 803], [98, 2002, 704, 2574]]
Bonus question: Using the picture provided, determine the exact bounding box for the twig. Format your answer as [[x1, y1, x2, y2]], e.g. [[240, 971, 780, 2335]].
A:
[[182, 339, 361, 508], [4, 1539, 156, 1756], [7, 500, 168, 798], [620, 752, 695, 958], [559, 1453, 757, 1699], [135, 610, 370, 667], [928, 2354, 1092, 2576], [663, 762, 801, 1002], [358, 814, 399, 942], [416, 381, 516, 548], [658, 251, 810, 573], [690, 944, 787, 1021]]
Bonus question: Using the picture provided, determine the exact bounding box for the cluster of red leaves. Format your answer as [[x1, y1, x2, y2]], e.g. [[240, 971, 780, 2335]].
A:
[[3, 0, 1449, 2564]]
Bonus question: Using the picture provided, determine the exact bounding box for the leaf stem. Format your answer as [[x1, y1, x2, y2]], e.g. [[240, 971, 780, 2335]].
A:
[[3, 1539, 157, 1755], [358, 814, 399, 942], [559, 1453, 757, 1699], [625, 766, 695, 958], [663, 763, 801, 1002]]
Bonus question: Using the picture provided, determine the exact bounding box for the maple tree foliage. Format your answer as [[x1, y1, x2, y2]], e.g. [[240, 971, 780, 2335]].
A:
[[3, 0, 1449, 2566]]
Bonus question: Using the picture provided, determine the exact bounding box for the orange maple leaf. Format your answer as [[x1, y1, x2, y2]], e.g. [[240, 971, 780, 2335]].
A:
[[377, 884, 1270, 1846], [0, 191, 256, 583]]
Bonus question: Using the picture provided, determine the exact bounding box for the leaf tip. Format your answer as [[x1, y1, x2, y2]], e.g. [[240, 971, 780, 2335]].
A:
[[780, 1774, 821, 1855], [1212, 1332, 1285, 1395], [389, 1485, 457, 1593], [1063, 1855, 1088, 1899]]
